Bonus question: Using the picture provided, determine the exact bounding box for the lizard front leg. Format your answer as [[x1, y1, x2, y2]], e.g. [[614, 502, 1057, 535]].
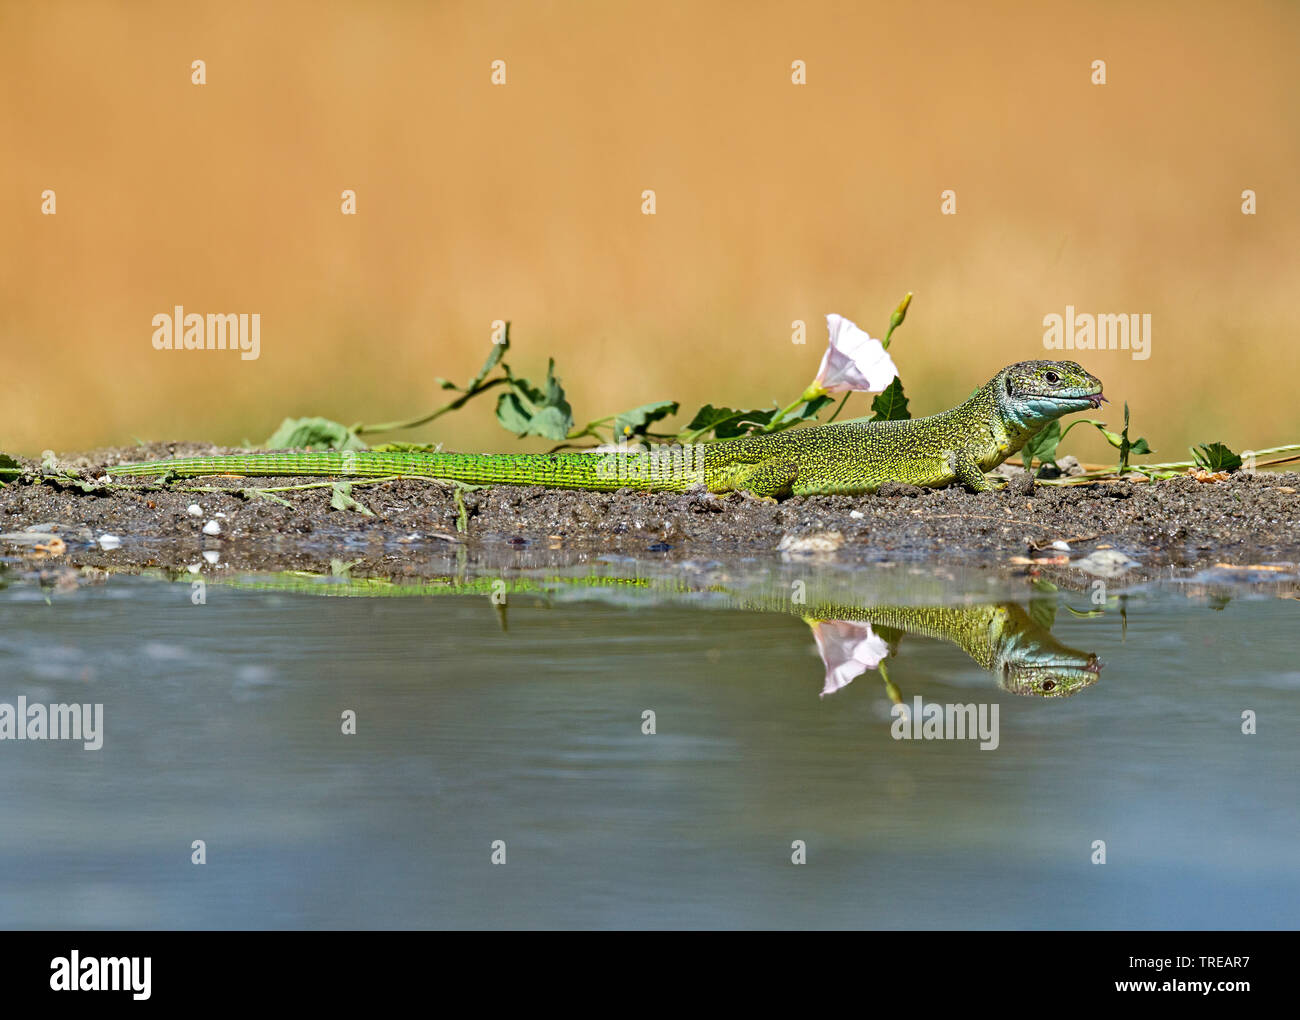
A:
[[948, 449, 992, 493], [734, 458, 800, 500]]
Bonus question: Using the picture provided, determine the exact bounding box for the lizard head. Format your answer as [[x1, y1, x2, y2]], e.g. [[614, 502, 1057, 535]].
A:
[[996, 361, 1105, 429], [997, 644, 1103, 697], [991, 604, 1103, 697]]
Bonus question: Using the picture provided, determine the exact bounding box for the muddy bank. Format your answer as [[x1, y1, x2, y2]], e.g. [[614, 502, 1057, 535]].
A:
[[2, 443, 1299, 579]]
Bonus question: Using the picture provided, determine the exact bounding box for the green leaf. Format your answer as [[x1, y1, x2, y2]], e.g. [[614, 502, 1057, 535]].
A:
[[1096, 426, 1124, 450], [868, 378, 911, 421], [1191, 442, 1242, 472], [0, 453, 22, 485], [265, 416, 367, 451], [495, 359, 574, 440], [715, 409, 777, 437], [329, 481, 375, 516], [613, 400, 680, 438], [684, 404, 776, 438], [684, 405, 740, 432], [1101, 402, 1154, 472], [498, 400, 570, 440], [1022, 420, 1062, 472]]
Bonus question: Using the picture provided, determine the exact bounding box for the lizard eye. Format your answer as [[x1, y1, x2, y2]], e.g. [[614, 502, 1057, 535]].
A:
[[1044, 371, 1059, 384], [1005, 376, 1014, 396]]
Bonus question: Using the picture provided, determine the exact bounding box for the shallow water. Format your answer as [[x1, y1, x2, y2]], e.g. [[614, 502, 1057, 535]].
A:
[[1, 556, 1296, 929]]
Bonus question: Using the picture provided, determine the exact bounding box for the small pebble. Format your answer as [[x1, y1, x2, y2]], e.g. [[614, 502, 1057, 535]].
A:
[[778, 530, 845, 554], [1010, 472, 1036, 496], [97, 534, 122, 550], [187, 504, 203, 516], [202, 520, 222, 536]]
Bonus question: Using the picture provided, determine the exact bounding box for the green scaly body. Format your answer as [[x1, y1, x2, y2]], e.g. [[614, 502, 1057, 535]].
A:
[[112, 360, 1104, 497]]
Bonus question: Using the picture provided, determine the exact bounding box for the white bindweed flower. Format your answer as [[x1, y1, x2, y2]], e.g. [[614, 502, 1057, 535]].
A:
[[808, 619, 891, 697], [813, 314, 899, 395]]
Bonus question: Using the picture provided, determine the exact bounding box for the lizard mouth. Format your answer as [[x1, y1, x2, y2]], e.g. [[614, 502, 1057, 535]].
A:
[[1024, 392, 1106, 409]]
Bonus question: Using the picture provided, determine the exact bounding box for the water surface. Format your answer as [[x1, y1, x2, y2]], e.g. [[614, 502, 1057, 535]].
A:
[[1, 558, 1296, 929]]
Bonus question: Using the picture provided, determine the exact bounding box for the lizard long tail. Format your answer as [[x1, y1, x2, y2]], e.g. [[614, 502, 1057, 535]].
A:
[[110, 448, 704, 492]]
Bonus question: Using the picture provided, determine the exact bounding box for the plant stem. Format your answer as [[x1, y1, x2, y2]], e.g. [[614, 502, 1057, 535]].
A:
[[825, 392, 851, 424], [762, 386, 825, 433], [355, 377, 509, 435]]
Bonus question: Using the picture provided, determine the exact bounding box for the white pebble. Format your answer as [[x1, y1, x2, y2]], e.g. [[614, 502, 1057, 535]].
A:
[[202, 550, 221, 564], [187, 504, 203, 516], [777, 530, 846, 554], [202, 520, 222, 536], [97, 534, 122, 550], [1051, 540, 1071, 552], [849, 510, 865, 519]]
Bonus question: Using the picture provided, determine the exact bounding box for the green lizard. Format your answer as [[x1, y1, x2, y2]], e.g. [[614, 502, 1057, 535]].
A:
[[112, 360, 1103, 497]]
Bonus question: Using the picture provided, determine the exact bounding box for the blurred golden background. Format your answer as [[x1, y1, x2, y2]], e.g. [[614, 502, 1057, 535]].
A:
[[3, 0, 1298, 462]]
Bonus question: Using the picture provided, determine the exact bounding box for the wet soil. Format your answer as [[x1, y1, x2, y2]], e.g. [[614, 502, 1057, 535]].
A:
[[2, 443, 1299, 583]]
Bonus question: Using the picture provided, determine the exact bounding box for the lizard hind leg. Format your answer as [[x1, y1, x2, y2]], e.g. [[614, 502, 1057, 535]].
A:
[[733, 458, 800, 501]]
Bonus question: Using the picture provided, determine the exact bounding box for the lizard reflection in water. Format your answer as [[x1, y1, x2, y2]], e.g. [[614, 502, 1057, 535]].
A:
[[205, 569, 1102, 700], [800, 601, 1101, 701]]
